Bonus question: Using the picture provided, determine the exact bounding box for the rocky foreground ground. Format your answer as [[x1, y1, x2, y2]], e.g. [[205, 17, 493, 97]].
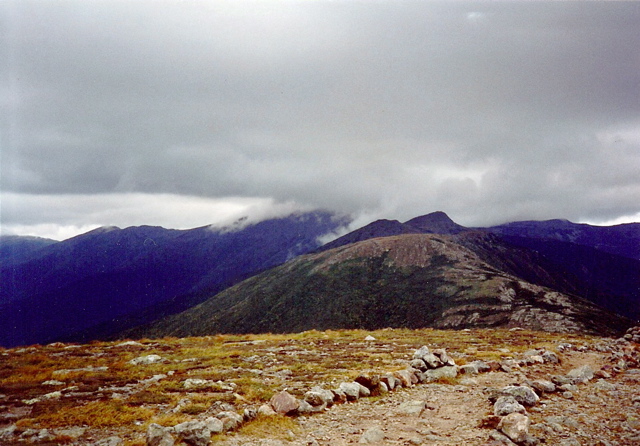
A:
[[0, 327, 638, 446]]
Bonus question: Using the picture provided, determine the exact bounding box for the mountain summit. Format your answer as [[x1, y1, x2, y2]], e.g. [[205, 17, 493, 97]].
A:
[[404, 211, 468, 234]]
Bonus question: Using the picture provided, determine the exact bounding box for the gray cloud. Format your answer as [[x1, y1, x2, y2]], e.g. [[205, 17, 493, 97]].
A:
[[2, 1, 639, 239]]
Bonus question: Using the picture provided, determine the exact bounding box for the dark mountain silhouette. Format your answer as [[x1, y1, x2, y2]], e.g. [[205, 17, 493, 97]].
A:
[[485, 219, 640, 260], [0, 235, 58, 266], [0, 212, 349, 347], [130, 233, 632, 339]]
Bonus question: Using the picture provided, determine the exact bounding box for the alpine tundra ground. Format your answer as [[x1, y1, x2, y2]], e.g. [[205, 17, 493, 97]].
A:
[[0, 328, 638, 445]]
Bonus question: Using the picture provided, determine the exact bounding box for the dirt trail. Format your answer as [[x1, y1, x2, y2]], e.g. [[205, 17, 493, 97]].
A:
[[221, 350, 640, 446]]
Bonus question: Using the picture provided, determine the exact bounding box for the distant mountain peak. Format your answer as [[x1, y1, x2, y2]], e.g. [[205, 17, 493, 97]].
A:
[[404, 211, 467, 234]]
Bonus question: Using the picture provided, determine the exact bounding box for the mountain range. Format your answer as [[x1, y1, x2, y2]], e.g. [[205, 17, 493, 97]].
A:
[[0, 212, 348, 347], [1, 211, 638, 347]]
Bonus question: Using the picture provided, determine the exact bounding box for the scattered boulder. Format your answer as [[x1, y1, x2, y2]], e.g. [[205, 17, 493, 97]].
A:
[[359, 426, 385, 444], [269, 390, 300, 415], [174, 420, 210, 446], [216, 411, 243, 431], [147, 424, 175, 446], [304, 386, 334, 410], [397, 400, 426, 416], [204, 417, 224, 434], [501, 386, 539, 406], [565, 364, 594, 384], [494, 396, 526, 416], [257, 404, 277, 417], [498, 413, 531, 443], [530, 379, 556, 394], [425, 365, 458, 382]]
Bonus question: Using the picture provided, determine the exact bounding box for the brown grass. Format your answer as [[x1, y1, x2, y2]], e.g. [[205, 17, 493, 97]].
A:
[[2, 327, 604, 442]]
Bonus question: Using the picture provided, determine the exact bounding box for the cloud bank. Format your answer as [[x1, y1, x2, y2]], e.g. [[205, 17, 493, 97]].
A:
[[2, 1, 639, 239]]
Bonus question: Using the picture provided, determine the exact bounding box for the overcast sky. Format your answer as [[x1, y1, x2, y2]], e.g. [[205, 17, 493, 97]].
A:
[[2, 1, 640, 240]]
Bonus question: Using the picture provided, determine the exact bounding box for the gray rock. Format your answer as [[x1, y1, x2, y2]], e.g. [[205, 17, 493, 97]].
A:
[[488, 430, 518, 445], [565, 364, 594, 383], [55, 427, 86, 439], [410, 358, 427, 371], [397, 400, 426, 416], [380, 374, 398, 391], [242, 408, 257, 422], [494, 396, 526, 416], [0, 425, 16, 440], [147, 424, 175, 446], [257, 404, 276, 417], [269, 390, 300, 414], [174, 420, 210, 446], [339, 382, 363, 401], [393, 370, 415, 387], [216, 411, 243, 431], [296, 400, 316, 414], [460, 364, 478, 375], [432, 348, 456, 366], [558, 384, 578, 392], [498, 413, 530, 443], [422, 352, 444, 369], [304, 386, 334, 408], [359, 426, 385, 444], [501, 386, 539, 406], [355, 374, 380, 390], [470, 360, 491, 373], [129, 354, 163, 365], [412, 346, 430, 360], [94, 437, 125, 446], [530, 379, 556, 393], [425, 365, 457, 382], [183, 379, 211, 390], [541, 350, 559, 364], [593, 379, 616, 391], [204, 417, 224, 434]]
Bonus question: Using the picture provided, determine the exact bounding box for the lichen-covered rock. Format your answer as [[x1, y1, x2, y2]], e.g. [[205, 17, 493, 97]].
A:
[[501, 386, 539, 406], [494, 396, 526, 416]]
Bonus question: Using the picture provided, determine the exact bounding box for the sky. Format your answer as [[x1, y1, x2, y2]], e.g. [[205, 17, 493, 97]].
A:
[[2, 1, 640, 241]]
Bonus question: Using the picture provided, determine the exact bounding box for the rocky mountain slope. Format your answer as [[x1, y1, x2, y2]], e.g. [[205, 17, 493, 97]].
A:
[[319, 212, 640, 321], [130, 233, 633, 339], [0, 212, 349, 347]]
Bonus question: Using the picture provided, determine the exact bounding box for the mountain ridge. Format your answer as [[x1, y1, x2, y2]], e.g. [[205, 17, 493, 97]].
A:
[[127, 232, 633, 340]]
